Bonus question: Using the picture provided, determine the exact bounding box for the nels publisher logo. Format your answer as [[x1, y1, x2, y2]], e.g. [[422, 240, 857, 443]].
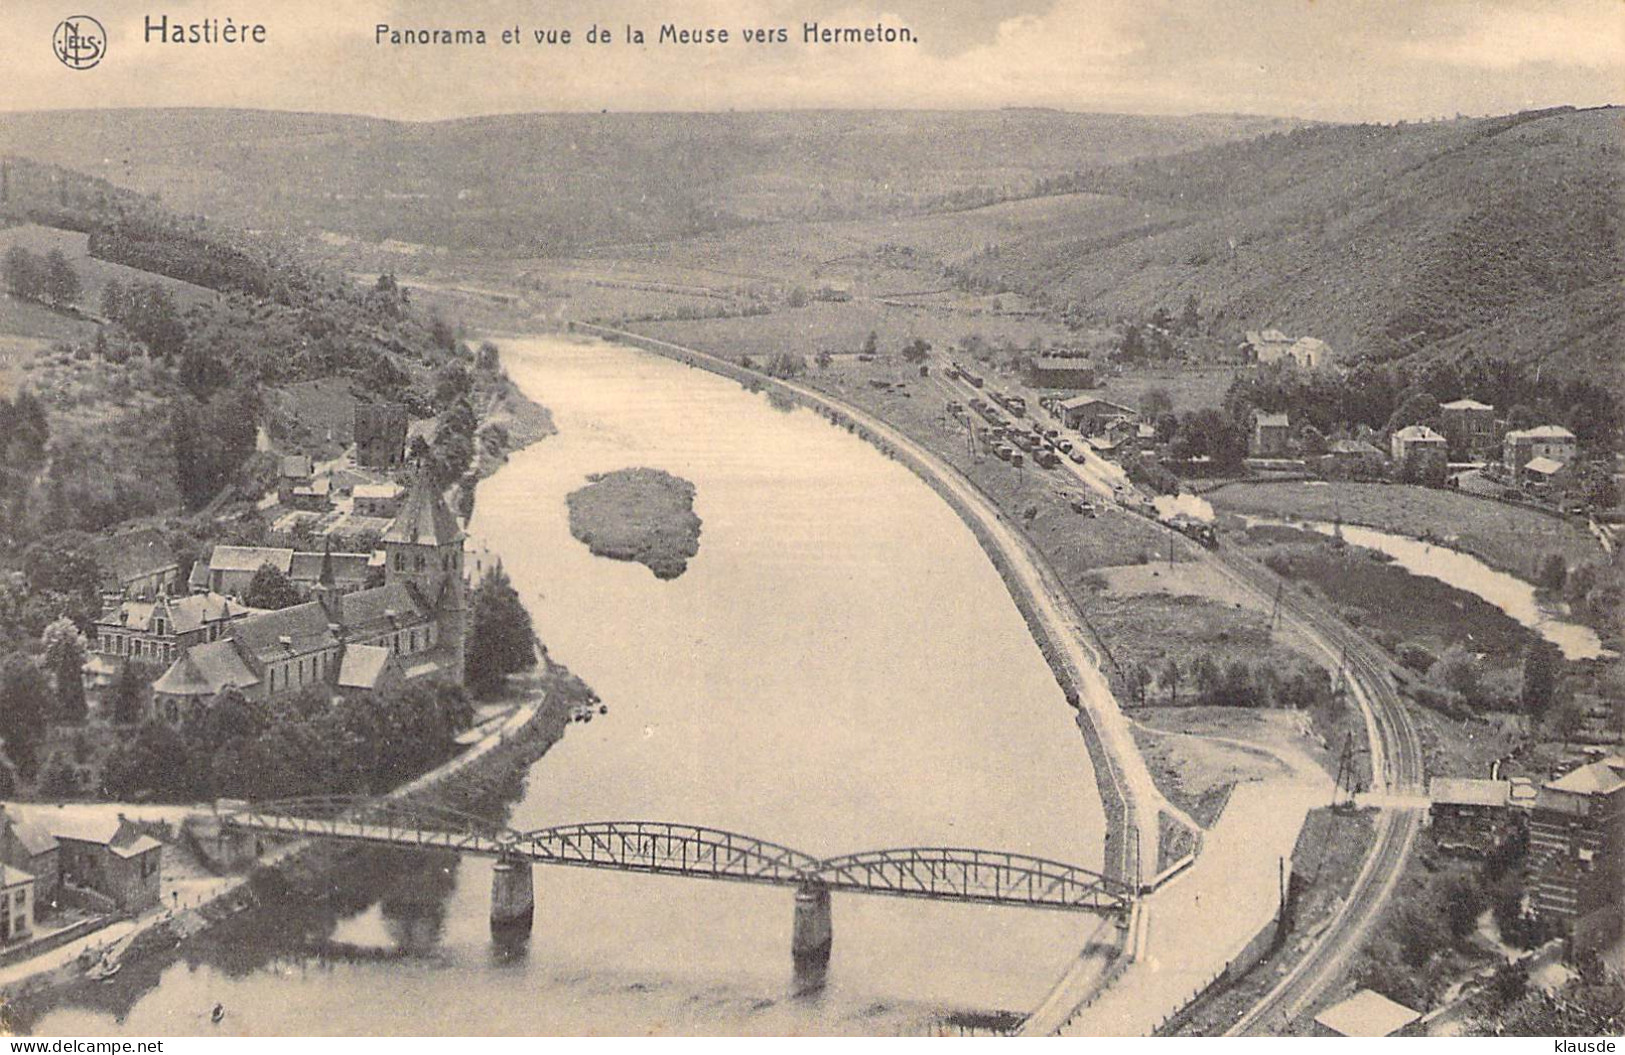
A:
[[53, 15, 106, 70]]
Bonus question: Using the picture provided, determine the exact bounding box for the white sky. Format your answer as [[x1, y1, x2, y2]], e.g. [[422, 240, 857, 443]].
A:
[[2, 0, 1621, 121]]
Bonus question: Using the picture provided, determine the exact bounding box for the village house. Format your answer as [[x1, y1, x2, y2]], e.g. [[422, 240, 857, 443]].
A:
[[1428, 777, 1515, 854], [1504, 425, 1578, 480], [153, 475, 466, 720], [1320, 439, 1387, 480], [1028, 356, 1096, 389], [354, 403, 409, 469], [53, 814, 162, 913], [1527, 755, 1624, 956], [1438, 398, 1497, 457], [190, 545, 374, 599], [1390, 424, 1448, 479], [1249, 411, 1291, 457], [87, 591, 256, 691], [276, 454, 315, 505], [353, 482, 404, 519], [0, 866, 33, 944], [1243, 330, 1335, 369], [1058, 395, 1138, 435], [0, 807, 58, 905]]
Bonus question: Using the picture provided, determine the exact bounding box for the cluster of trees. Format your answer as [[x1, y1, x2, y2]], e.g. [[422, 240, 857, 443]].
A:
[[1403, 639, 1568, 724], [89, 221, 274, 298], [1122, 653, 1335, 711], [102, 678, 472, 802], [1223, 357, 1618, 455], [171, 386, 260, 509], [99, 279, 187, 361], [0, 615, 97, 778], [465, 565, 538, 698], [2, 246, 81, 309]]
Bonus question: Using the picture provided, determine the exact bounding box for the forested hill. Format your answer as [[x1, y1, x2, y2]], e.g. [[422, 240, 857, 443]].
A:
[[0, 156, 542, 561], [0, 108, 1299, 254], [947, 106, 1623, 389]]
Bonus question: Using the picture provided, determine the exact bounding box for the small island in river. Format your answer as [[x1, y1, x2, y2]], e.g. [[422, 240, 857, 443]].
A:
[[567, 467, 702, 580]]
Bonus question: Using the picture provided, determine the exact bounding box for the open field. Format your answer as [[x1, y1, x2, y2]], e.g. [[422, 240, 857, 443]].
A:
[[1098, 366, 1243, 416], [0, 224, 219, 315], [1208, 480, 1601, 580], [1238, 530, 1545, 671], [1130, 707, 1301, 830]]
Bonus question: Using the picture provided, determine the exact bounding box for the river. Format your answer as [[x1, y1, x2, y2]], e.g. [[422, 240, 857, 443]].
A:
[[1242, 515, 1607, 661], [33, 334, 1106, 1036]]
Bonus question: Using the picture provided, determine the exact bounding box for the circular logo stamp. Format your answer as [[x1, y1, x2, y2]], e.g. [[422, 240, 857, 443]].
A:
[[53, 15, 106, 70]]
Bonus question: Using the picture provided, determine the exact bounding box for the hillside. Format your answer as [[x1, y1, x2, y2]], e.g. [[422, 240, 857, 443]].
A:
[[0, 108, 1299, 256], [941, 106, 1623, 387]]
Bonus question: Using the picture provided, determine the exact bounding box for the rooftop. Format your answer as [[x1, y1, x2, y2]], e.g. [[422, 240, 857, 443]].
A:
[[1430, 777, 1510, 808], [1544, 757, 1625, 796], [1523, 456, 1566, 476], [152, 639, 259, 697], [381, 475, 464, 547], [230, 601, 340, 663], [1440, 398, 1494, 411], [338, 644, 394, 690], [1507, 425, 1576, 441], [1314, 989, 1421, 1037], [209, 545, 295, 575], [1393, 424, 1446, 443]]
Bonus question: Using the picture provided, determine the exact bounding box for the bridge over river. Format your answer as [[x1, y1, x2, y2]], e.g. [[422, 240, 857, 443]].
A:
[[220, 797, 1134, 969]]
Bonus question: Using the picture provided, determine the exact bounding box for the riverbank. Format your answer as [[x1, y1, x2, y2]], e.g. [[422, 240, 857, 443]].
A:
[[566, 322, 1159, 888], [2, 661, 586, 1032], [567, 467, 702, 580]]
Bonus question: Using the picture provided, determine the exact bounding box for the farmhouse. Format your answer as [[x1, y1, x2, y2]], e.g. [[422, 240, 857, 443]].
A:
[[1504, 425, 1577, 479], [353, 482, 404, 518], [1244, 330, 1335, 369], [1390, 424, 1447, 477], [1438, 398, 1496, 456], [52, 814, 161, 913], [1320, 439, 1386, 479]]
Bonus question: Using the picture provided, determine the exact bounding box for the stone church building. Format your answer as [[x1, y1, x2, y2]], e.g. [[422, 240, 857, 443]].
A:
[[150, 474, 466, 723]]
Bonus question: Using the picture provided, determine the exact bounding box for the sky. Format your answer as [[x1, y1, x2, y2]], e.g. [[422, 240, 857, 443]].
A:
[[2, 0, 1621, 122]]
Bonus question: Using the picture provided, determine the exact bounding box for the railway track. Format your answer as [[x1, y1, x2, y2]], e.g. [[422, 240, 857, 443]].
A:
[[1214, 548, 1425, 1035]]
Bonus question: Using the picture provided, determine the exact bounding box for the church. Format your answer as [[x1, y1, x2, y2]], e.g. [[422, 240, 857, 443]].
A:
[[150, 474, 466, 724]]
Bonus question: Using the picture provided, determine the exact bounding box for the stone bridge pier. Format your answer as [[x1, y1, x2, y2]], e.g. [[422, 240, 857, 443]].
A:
[[490, 855, 534, 933], [791, 881, 832, 969]]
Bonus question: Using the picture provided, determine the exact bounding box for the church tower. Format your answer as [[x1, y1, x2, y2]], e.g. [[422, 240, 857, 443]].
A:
[[381, 472, 467, 684]]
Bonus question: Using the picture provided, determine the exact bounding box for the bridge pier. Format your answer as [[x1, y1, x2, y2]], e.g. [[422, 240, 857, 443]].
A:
[[791, 882, 832, 969], [490, 857, 534, 934]]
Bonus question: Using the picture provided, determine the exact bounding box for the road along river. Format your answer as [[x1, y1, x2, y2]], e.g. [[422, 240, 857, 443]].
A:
[[33, 334, 1108, 1036]]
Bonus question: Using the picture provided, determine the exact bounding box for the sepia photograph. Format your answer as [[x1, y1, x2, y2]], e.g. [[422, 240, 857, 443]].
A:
[[0, 0, 1619, 1039]]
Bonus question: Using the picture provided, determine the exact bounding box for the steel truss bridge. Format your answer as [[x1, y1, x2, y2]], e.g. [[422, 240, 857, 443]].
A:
[[220, 796, 1133, 915]]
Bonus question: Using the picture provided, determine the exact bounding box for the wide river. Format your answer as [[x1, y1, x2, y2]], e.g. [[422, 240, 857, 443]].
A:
[[36, 334, 1105, 1035]]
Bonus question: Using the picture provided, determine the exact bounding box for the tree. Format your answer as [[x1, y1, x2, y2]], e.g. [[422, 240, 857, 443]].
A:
[[861, 331, 878, 357], [1118, 324, 1147, 363], [475, 340, 501, 372], [1436, 874, 1486, 941], [1519, 641, 1561, 720], [0, 656, 51, 777], [1430, 645, 1482, 707], [814, 349, 832, 370], [1506, 404, 1538, 431], [1179, 294, 1201, 335], [243, 563, 304, 610], [100, 277, 129, 322], [109, 660, 157, 725], [41, 616, 88, 724], [1386, 389, 1440, 432], [901, 338, 932, 364], [1124, 662, 1152, 706], [2, 247, 44, 301], [466, 564, 537, 698], [41, 249, 81, 309], [1160, 658, 1180, 704], [1536, 554, 1567, 592], [1140, 387, 1174, 419], [102, 720, 193, 800]]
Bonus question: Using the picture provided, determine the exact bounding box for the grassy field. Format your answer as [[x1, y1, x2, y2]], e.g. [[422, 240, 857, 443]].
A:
[[1241, 530, 1545, 671], [0, 224, 218, 315], [1130, 709, 1295, 833], [1098, 365, 1242, 415], [1208, 480, 1601, 580]]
